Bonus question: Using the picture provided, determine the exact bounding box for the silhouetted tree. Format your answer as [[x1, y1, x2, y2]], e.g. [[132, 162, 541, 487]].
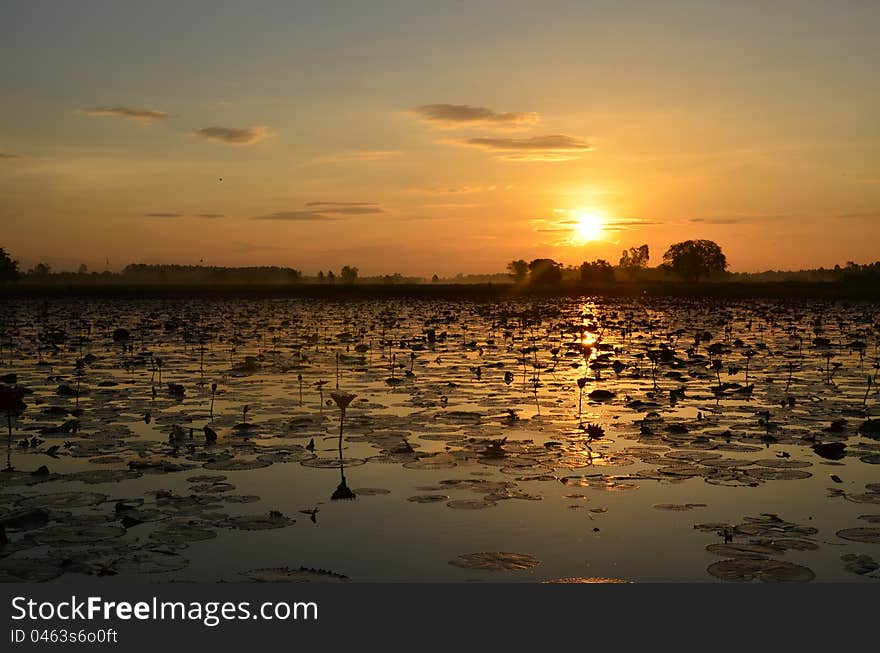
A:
[[77, 263, 89, 275], [527, 258, 563, 285], [431, 274, 440, 283], [507, 259, 529, 282], [326, 270, 336, 283], [340, 265, 358, 284], [317, 271, 325, 282], [0, 247, 20, 284], [662, 240, 727, 282], [579, 259, 615, 282], [619, 244, 649, 269], [29, 262, 51, 277]]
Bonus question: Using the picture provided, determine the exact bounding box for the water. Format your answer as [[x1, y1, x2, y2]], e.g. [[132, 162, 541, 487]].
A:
[[1, 296, 878, 582]]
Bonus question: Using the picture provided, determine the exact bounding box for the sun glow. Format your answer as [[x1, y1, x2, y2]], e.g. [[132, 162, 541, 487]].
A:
[[572, 209, 606, 243]]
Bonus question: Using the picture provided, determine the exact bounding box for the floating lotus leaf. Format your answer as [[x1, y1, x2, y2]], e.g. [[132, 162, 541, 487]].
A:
[[746, 468, 812, 481], [406, 494, 450, 503], [0, 507, 50, 530], [221, 514, 296, 530], [244, 566, 350, 582], [769, 538, 819, 551], [0, 557, 65, 582], [836, 527, 880, 543], [65, 469, 142, 484], [707, 558, 815, 582], [30, 523, 126, 546], [112, 550, 189, 574], [351, 488, 391, 496], [222, 494, 261, 503], [446, 499, 497, 510], [656, 465, 703, 478], [841, 554, 879, 576], [88, 455, 128, 465], [186, 474, 228, 483], [402, 457, 458, 470], [190, 482, 235, 493], [299, 457, 367, 469], [204, 458, 272, 471], [753, 459, 812, 469], [256, 450, 314, 464], [18, 491, 108, 509], [150, 521, 217, 545], [654, 503, 707, 511], [543, 577, 628, 583], [449, 552, 541, 571]]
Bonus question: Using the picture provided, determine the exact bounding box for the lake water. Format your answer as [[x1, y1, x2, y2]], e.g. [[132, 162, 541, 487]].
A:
[[1, 296, 879, 582]]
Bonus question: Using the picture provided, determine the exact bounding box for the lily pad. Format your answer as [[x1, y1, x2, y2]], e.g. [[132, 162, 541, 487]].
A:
[[244, 566, 350, 582], [836, 527, 880, 543], [449, 552, 541, 571], [707, 558, 815, 582]]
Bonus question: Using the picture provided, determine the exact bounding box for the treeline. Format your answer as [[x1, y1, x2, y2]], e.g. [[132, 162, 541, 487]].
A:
[[121, 264, 303, 284], [508, 242, 880, 286], [3, 245, 880, 288]]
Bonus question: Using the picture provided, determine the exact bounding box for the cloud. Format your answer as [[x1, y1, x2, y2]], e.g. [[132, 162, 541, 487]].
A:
[[317, 150, 400, 162], [412, 104, 539, 129], [838, 212, 880, 220], [305, 201, 379, 208], [252, 211, 341, 222], [0, 153, 22, 160], [462, 135, 593, 151], [689, 214, 788, 225], [689, 217, 748, 225], [413, 185, 513, 194], [231, 241, 286, 253], [81, 106, 169, 122], [193, 126, 268, 145], [145, 212, 225, 219], [252, 203, 384, 221], [452, 135, 594, 161]]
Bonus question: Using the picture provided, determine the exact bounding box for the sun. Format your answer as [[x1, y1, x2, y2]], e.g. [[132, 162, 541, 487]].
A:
[[571, 209, 606, 243]]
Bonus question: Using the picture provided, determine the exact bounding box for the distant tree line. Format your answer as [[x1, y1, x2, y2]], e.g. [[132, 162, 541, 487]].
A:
[[3, 242, 880, 288]]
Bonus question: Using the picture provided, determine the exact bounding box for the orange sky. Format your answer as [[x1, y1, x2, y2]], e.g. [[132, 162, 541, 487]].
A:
[[1, 1, 878, 276]]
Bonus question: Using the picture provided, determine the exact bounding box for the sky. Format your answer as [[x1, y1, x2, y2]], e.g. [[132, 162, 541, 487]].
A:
[[1, 0, 878, 276]]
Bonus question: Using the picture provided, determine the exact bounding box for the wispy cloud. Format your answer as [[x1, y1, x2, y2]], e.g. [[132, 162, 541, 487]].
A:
[[413, 184, 513, 194], [252, 203, 384, 221], [81, 106, 170, 122], [193, 126, 268, 145], [689, 214, 789, 225], [145, 212, 226, 219], [252, 211, 341, 222], [412, 104, 539, 129], [231, 241, 286, 253], [0, 153, 22, 160], [317, 150, 400, 162], [452, 135, 594, 161], [305, 201, 379, 208], [462, 135, 593, 151], [838, 211, 880, 220]]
